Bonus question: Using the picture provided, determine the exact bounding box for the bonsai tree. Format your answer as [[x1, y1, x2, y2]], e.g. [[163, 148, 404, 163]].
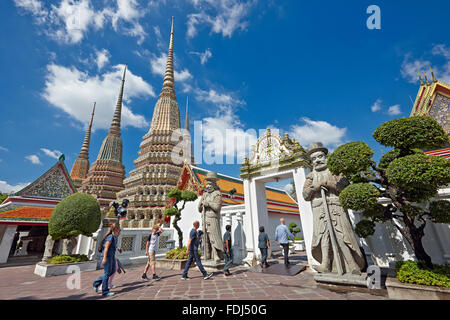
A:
[[164, 189, 198, 249], [288, 222, 301, 238], [327, 116, 450, 268], [48, 193, 101, 255]]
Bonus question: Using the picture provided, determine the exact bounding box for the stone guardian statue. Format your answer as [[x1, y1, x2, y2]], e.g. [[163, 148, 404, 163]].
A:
[[198, 171, 224, 262], [302, 142, 365, 275]]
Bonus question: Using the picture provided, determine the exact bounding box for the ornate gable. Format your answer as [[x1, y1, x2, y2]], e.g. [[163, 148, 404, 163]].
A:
[[15, 155, 76, 200]]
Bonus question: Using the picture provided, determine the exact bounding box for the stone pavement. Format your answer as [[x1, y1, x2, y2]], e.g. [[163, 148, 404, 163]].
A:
[[0, 253, 388, 300]]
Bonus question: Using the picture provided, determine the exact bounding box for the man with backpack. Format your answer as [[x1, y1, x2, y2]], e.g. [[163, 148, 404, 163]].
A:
[[142, 224, 164, 281]]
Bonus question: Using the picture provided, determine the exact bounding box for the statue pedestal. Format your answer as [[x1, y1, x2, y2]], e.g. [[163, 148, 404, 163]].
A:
[[314, 272, 368, 287], [201, 259, 225, 273]]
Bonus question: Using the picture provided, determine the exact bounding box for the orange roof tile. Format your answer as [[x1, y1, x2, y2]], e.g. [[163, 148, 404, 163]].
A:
[[0, 206, 53, 221]]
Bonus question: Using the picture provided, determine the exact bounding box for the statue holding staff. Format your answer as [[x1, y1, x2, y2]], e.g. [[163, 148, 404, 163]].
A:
[[302, 142, 365, 274], [198, 172, 224, 262]]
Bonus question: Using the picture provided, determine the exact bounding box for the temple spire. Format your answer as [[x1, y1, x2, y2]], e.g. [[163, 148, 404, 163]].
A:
[[417, 71, 424, 86], [428, 64, 438, 83], [162, 16, 175, 92], [422, 71, 430, 85], [184, 96, 189, 131], [109, 64, 127, 136], [80, 102, 96, 157]]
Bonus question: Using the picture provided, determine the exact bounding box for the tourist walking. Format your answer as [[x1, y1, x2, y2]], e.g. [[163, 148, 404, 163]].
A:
[[142, 224, 164, 281], [182, 221, 213, 280], [275, 218, 295, 265], [93, 223, 121, 296], [223, 225, 232, 276], [258, 226, 270, 268], [108, 247, 124, 288]]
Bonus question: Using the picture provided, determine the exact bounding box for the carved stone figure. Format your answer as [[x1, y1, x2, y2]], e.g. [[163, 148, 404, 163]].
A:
[[198, 172, 224, 262], [302, 142, 365, 274], [42, 235, 55, 262]]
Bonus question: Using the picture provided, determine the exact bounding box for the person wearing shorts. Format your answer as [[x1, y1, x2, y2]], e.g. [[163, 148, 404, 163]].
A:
[[142, 224, 164, 281]]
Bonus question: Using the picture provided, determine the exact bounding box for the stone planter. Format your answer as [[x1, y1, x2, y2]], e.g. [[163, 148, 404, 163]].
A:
[[386, 277, 450, 300], [34, 260, 98, 277], [156, 258, 191, 271]]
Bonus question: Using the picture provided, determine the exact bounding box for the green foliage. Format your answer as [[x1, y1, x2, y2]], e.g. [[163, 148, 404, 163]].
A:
[[339, 183, 380, 211], [429, 200, 450, 224], [373, 116, 449, 150], [379, 148, 423, 169], [294, 236, 303, 241], [288, 222, 301, 235], [48, 193, 101, 240], [48, 254, 89, 265], [165, 247, 202, 260], [168, 189, 198, 203], [386, 153, 450, 201], [164, 207, 180, 217], [328, 142, 374, 179], [361, 203, 389, 223], [354, 220, 376, 238], [395, 260, 450, 287], [0, 193, 7, 204]]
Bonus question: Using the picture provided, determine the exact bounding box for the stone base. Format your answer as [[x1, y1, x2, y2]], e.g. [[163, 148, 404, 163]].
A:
[[156, 258, 191, 271], [201, 259, 226, 272], [314, 272, 368, 287], [386, 277, 450, 300], [34, 260, 97, 277]]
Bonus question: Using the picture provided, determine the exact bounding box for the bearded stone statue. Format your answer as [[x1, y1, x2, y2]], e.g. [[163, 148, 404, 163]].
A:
[[198, 171, 224, 262], [302, 142, 365, 275]]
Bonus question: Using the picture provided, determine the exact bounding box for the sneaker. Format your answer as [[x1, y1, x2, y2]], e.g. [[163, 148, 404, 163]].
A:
[[203, 272, 213, 280], [181, 276, 190, 280], [102, 292, 115, 297], [110, 284, 116, 289], [93, 285, 99, 293], [152, 274, 161, 281], [141, 273, 149, 281]]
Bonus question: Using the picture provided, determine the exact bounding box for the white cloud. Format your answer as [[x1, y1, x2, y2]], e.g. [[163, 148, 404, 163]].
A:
[[14, 0, 147, 44], [202, 107, 257, 162], [401, 44, 450, 84], [40, 148, 62, 159], [289, 117, 347, 149], [0, 180, 30, 194], [187, 0, 253, 38], [387, 104, 401, 116], [190, 49, 213, 65], [371, 98, 382, 112], [43, 63, 154, 130], [25, 154, 42, 165], [14, 0, 47, 24], [95, 49, 110, 70], [150, 53, 193, 82], [283, 183, 293, 194], [0, 147, 8, 152], [195, 89, 243, 106]]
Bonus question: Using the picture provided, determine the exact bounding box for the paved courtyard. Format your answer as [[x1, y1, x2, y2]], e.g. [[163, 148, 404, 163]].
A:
[[0, 253, 388, 300]]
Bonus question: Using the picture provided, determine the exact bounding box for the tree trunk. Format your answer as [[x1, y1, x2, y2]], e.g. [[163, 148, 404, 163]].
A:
[[61, 236, 78, 255], [396, 220, 433, 268], [173, 215, 183, 249]]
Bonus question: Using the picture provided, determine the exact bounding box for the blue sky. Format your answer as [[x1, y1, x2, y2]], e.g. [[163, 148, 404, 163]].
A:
[[1, 0, 449, 193]]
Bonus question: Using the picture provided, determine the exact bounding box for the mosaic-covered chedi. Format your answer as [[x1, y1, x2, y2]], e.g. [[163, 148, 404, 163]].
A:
[[117, 17, 192, 228]]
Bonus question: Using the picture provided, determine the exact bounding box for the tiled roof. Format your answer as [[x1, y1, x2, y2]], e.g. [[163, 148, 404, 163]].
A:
[[425, 147, 450, 159], [0, 206, 53, 222]]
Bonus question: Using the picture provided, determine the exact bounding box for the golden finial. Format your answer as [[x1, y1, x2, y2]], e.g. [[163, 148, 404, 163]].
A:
[[422, 71, 430, 85], [428, 64, 437, 83], [417, 71, 424, 86]]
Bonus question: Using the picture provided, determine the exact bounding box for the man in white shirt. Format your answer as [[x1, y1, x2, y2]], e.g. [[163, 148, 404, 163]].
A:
[[142, 224, 164, 281]]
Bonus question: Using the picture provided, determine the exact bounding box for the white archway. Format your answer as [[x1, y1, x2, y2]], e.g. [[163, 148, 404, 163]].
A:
[[240, 129, 316, 266]]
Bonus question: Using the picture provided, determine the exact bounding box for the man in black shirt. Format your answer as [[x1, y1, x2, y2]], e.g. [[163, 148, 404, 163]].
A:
[[223, 225, 232, 276]]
